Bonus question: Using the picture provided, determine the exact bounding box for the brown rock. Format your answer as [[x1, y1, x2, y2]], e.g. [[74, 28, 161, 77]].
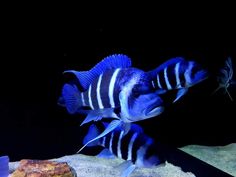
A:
[[10, 159, 76, 177]]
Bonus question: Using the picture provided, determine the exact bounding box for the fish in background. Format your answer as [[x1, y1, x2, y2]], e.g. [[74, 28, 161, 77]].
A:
[[212, 57, 236, 101], [147, 57, 209, 103], [0, 156, 9, 177], [83, 122, 168, 177], [58, 54, 164, 152]]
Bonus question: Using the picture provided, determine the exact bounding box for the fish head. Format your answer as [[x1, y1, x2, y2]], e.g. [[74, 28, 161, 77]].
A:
[[126, 91, 164, 122], [185, 61, 208, 87]]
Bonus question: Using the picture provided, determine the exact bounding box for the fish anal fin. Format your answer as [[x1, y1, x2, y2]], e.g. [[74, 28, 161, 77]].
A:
[[118, 160, 136, 177], [96, 149, 116, 159]]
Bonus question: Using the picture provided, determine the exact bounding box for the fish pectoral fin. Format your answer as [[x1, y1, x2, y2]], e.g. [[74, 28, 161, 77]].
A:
[[118, 160, 136, 177], [80, 108, 117, 126], [96, 149, 116, 159], [173, 88, 188, 103], [80, 113, 102, 126], [77, 119, 122, 154]]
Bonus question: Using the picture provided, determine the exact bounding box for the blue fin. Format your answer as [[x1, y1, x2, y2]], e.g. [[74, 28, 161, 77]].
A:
[[173, 88, 188, 103], [118, 160, 136, 177], [96, 149, 116, 159], [64, 54, 132, 90], [80, 109, 115, 126], [77, 119, 122, 153], [148, 57, 185, 77], [62, 84, 81, 114], [80, 114, 102, 126], [121, 123, 131, 136], [0, 156, 9, 177], [83, 124, 101, 147]]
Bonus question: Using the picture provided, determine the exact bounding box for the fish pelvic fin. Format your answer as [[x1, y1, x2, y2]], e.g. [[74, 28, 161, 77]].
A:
[[77, 119, 122, 153], [0, 156, 9, 177], [83, 124, 101, 147]]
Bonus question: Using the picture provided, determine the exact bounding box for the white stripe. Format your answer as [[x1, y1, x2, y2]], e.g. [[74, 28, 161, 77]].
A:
[[157, 74, 162, 88], [164, 67, 172, 90], [96, 74, 104, 109], [175, 62, 181, 88], [109, 68, 121, 107], [151, 81, 155, 88], [184, 61, 194, 86], [127, 132, 138, 160], [102, 136, 106, 147], [88, 84, 94, 109], [117, 130, 124, 158], [81, 92, 85, 106], [109, 132, 114, 154]]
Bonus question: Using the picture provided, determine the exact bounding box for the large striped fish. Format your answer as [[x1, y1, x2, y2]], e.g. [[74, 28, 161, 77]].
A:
[[58, 54, 164, 151], [148, 57, 208, 102], [83, 122, 167, 177]]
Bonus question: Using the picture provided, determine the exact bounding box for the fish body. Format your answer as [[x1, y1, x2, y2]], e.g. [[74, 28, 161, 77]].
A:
[[0, 156, 9, 177], [83, 122, 166, 177], [59, 54, 164, 152], [148, 57, 208, 102]]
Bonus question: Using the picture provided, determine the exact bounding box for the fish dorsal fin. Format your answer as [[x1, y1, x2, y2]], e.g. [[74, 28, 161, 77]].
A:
[[148, 57, 185, 77], [64, 54, 132, 90]]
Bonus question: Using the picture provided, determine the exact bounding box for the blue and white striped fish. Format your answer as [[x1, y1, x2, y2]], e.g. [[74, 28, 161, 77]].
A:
[[0, 156, 9, 177], [148, 57, 209, 102], [58, 54, 164, 151], [83, 122, 166, 177]]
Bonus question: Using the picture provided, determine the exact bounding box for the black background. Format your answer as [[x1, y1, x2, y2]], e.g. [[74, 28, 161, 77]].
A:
[[0, 8, 235, 162]]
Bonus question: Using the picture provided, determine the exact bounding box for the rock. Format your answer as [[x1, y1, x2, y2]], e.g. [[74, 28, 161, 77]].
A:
[[10, 159, 76, 177], [9, 154, 195, 177], [181, 143, 236, 177]]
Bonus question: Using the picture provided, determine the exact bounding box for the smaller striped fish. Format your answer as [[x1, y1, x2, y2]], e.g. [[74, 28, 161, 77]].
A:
[[212, 57, 236, 101], [148, 57, 208, 102], [0, 156, 9, 177], [83, 122, 166, 177]]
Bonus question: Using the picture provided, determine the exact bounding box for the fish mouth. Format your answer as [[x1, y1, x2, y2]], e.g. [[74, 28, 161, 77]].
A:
[[145, 106, 164, 117]]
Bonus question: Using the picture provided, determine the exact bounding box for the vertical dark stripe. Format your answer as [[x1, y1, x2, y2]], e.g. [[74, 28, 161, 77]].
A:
[[167, 64, 177, 89], [100, 70, 115, 108], [105, 133, 111, 148], [131, 134, 145, 163], [158, 70, 168, 89], [113, 69, 126, 107], [91, 77, 99, 109], [111, 130, 120, 156], [120, 131, 133, 160]]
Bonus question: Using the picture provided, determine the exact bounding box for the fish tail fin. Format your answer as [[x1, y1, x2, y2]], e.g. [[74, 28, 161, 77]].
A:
[[62, 83, 82, 114], [0, 156, 9, 177], [83, 124, 102, 147]]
